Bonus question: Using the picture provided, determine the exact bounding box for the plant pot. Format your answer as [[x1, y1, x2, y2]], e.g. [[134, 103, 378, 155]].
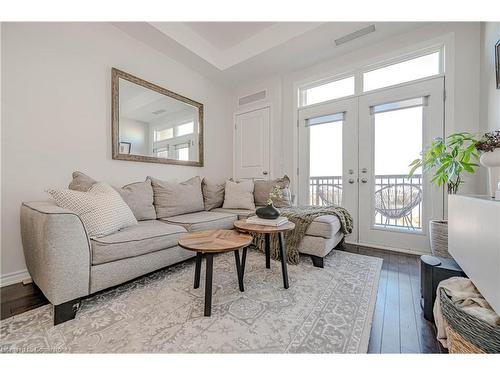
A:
[[256, 203, 280, 219], [480, 148, 500, 197], [429, 220, 450, 258]]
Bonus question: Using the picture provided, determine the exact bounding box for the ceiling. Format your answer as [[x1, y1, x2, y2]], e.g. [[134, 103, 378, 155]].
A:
[[185, 22, 276, 50], [113, 22, 429, 88]]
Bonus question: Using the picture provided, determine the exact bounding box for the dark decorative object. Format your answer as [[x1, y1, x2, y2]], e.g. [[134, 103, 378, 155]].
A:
[[256, 203, 280, 219], [476, 130, 500, 152], [420, 255, 465, 322], [496, 39, 500, 89]]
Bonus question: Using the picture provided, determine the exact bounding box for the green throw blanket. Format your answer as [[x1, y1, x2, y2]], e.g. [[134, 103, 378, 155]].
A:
[[254, 205, 353, 265]]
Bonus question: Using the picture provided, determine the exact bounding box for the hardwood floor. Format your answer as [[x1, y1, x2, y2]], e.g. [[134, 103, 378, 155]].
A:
[[344, 244, 443, 353], [0, 245, 443, 353]]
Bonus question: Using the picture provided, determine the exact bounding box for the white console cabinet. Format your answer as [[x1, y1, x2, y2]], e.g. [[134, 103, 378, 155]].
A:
[[448, 195, 500, 315]]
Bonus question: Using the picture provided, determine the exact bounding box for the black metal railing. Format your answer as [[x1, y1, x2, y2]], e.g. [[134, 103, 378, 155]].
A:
[[309, 174, 423, 230]]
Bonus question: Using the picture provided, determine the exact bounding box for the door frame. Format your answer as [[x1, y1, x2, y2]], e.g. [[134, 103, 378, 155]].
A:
[[233, 105, 272, 180]]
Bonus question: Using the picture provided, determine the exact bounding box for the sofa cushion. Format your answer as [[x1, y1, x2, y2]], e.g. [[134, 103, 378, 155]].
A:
[[47, 182, 138, 238], [212, 207, 261, 220], [306, 215, 341, 239], [150, 176, 204, 218], [161, 211, 237, 232], [68, 171, 156, 221], [254, 175, 293, 208], [202, 178, 225, 211], [222, 180, 255, 210], [91, 220, 187, 265]]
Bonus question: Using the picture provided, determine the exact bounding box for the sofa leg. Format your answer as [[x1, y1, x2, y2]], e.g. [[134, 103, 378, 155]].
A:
[[335, 237, 345, 250], [54, 298, 80, 325], [310, 255, 324, 268]]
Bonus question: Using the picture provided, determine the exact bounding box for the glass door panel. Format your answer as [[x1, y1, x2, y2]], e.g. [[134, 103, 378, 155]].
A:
[[308, 116, 343, 206], [373, 102, 423, 231]]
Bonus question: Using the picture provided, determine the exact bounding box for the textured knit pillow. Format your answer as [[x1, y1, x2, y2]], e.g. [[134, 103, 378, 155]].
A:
[[47, 182, 137, 238], [149, 176, 205, 218], [68, 171, 155, 221], [254, 175, 293, 208], [202, 178, 225, 211], [222, 180, 255, 210]]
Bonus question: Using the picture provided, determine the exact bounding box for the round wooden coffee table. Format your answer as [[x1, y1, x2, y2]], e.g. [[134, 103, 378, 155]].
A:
[[233, 220, 295, 289], [178, 229, 252, 317]]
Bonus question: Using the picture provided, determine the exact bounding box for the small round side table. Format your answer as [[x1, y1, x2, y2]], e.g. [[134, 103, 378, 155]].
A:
[[233, 220, 295, 289], [178, 229, 252, 317]]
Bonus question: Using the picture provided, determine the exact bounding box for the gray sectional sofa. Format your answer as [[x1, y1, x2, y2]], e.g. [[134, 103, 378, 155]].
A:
[[20, 174, 344, 325]]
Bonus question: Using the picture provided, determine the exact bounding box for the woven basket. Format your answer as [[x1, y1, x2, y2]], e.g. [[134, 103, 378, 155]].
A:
[[440, 290, 500, 353]]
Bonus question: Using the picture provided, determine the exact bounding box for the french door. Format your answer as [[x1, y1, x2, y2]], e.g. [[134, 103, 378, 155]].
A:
[[298, 97, 359, 243], [298, 77, 444, 253]]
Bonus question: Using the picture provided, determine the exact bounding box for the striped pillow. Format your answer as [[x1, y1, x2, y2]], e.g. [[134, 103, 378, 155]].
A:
[[47, 182, 137, 238]]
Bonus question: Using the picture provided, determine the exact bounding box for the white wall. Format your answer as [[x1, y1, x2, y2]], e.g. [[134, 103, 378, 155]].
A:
[[480, 22, 500, 133], [234, 22, 485, 196], [1, 23, 233, 284]]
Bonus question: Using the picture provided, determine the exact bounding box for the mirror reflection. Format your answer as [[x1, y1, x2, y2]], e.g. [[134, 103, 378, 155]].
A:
[[113, 69, 203, 166]]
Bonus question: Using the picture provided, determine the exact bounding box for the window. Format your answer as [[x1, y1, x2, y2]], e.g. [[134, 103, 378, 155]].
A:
[[154, 128, 173, 142], [155, 147, 169, 158], [177, 147, 190, 161], [176, 122, 194, 136], [363, 51, 441, 92], [300, 76, 355, 107]]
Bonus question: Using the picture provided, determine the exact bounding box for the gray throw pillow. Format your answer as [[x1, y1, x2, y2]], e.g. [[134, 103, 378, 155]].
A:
[[222, 180, 255, 210], [254, 175, 292, 208], [149, 176, 204, 218], [68, 171, 96, 192], [202, 178, 225, 211], [68, 171, 156, 221], [116, 180, 156, 221]]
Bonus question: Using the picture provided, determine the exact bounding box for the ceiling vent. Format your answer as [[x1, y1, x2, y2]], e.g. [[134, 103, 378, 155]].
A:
[[152, 109, 166, 115], [334, 25, 376, 46], [238, 90, 267, 106]]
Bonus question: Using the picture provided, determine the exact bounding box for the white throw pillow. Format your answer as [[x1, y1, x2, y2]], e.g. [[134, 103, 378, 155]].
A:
[[222, 180, 255, 210], [47, 182, 138, 238]]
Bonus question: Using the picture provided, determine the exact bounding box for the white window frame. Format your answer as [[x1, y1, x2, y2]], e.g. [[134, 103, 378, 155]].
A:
[[297, 44, 445, 110], [292, 33, 455, 201]]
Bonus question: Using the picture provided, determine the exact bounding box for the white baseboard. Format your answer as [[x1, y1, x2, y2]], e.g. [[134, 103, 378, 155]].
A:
[[0, 269, 30, 287], [345, 241, 428, 257]]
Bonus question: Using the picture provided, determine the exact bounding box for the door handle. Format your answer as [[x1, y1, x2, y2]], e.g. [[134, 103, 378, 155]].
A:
[[361, 177, 368, 183], [361, 168, 367, 173], [263, 171, 268, 175], [348, 178, 355, 184]]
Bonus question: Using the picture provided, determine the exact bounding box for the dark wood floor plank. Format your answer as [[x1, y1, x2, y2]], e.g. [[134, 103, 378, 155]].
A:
[[367, 258, 388, 353], [380, 251, 401, 353], [398, 254, 421, 353]]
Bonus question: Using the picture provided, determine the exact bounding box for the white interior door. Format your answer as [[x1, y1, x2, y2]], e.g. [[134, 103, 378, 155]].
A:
[[298, 97, 359, 242], [358, 77, 444, 252], [234, 107, 271, 180]]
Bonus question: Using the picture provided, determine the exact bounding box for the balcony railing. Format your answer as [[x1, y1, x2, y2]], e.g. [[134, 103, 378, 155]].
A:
[[309, 174, 423, 231]]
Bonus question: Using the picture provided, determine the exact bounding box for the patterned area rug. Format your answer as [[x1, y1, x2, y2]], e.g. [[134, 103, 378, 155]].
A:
[[1, 250, 382, 353]]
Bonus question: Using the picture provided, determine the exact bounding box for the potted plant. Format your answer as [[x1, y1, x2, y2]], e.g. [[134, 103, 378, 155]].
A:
[[476, 130, 500, 197], [256, 185, 283, 219], [409, 132, 480, 258]]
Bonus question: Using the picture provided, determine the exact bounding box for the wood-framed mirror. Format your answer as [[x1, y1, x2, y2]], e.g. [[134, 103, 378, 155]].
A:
[[112, 68, 204, 166]]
